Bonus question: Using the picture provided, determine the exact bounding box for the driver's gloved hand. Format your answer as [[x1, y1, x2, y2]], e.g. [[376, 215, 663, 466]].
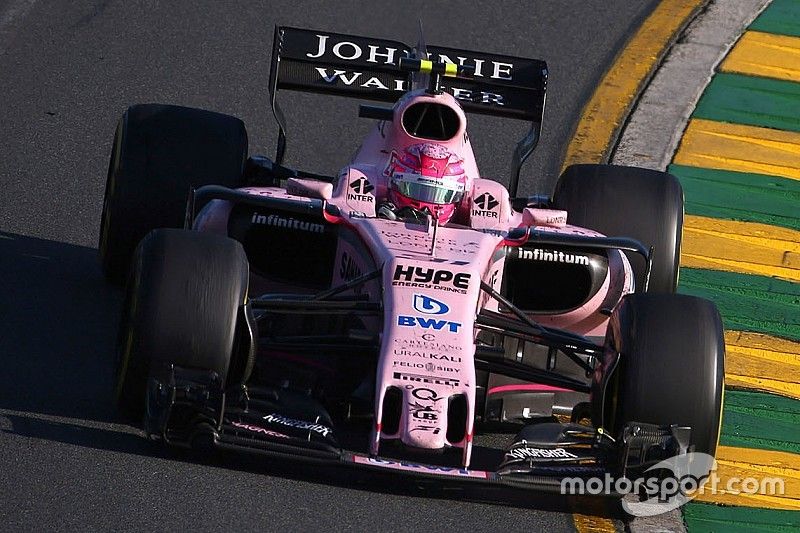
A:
[[376, 201, 398, 220], [395, 206, 428, 224], [377, 201, 430, 224]]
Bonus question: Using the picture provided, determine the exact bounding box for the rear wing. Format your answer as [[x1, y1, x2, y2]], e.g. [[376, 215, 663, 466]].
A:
[[269, 26, 548, 197]]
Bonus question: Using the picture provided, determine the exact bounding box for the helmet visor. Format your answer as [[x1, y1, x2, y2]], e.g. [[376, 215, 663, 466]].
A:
[[392, 173, 464, 204]]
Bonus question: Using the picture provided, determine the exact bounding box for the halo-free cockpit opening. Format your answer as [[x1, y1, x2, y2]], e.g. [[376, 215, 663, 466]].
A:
[[401, 102, 460, 141]]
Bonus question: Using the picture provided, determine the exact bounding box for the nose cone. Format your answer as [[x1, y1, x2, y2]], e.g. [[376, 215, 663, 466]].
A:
[[400, 385, 450, 449]]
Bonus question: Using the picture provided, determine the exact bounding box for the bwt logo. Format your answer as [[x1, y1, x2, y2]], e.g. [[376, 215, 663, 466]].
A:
[[398, 316, 461, 333], [413, 294, 449, 315]]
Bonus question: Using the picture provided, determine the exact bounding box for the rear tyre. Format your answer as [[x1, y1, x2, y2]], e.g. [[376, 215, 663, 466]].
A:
[[594, 293, 725, 456], [114, 229, 251, 419], [552, 164, 683, 293], [99, 104, 248, 285]]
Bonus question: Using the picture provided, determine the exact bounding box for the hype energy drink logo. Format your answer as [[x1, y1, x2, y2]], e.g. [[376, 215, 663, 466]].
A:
[[392, 265, 471, 294]]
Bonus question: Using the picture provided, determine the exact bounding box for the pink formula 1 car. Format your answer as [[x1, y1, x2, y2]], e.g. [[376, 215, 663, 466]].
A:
[[101, 27, 725, 491]]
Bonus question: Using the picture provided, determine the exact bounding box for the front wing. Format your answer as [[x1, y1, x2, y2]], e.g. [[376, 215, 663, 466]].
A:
[[145, 364, 690, 495]]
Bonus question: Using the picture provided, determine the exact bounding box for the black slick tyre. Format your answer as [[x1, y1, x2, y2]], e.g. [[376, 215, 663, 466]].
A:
[[594, 293, 725, 456], [99, 104, 248, 285], [114, 229, 250, 419], [552, 164, 684, 293]]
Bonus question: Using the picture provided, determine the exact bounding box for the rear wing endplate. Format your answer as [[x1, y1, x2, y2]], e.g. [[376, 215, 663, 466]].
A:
[[268, 26, 548, 197]]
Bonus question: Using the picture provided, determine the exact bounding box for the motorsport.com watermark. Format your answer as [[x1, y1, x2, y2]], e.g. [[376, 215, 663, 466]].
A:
[[559, 452, 785, 516]]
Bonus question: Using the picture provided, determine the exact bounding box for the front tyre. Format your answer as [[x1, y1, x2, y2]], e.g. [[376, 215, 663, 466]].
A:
[[593, 293, 725, 456], [114, 229, 251, 419]]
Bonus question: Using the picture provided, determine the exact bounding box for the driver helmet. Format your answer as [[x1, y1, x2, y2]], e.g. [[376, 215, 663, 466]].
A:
[[385, 143, 467, 224]]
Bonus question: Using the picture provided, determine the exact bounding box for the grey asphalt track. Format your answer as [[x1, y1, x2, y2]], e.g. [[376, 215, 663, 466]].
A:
[[0, 1, 659, 530]]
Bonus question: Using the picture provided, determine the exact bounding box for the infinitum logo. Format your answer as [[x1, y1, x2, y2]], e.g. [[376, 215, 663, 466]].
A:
[[251, 213, 324, 233], [517, 248, 590, 265]]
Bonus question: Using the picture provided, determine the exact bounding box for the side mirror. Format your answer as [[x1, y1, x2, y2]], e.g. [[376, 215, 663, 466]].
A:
[[511, 194, 551, 211]]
